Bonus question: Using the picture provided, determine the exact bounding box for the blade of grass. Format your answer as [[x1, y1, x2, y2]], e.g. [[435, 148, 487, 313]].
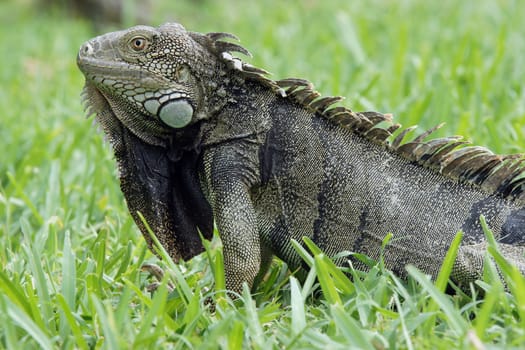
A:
[[0, 270, 32, 316], [228, 320, 245, 350], [434, 231, 463, 293], [114, 287, 133, 338], [59, 230, 76, 340], [123, 277, 153, 308], [318, 253, 355, 295], [182, 289, 203, 328], [135, 278, 169, 346], [407, 266, 468, 335], [114, 241, 133, 280], [481, 216, 525, 330], [291, 238, 314, 267], [55, 294, 89, 350], [137, 211, 193, 304], [6, 172, 44, 225], [242, 284, 265, 347], [417, 230, 463, 334], [393, 293, 414, 350], [305, 237, 355, 295], [473, 278, 501, 341], [21, 218, 53, 329], [301, 264, 319, 301], [91, 294, 119, 350], [61, 230, 76, 309], [302, 236, 324, 256], [289, 277, 306, 335], [330, 304, 375, 350], [201, 231, 226, 299], [4, 296, 53, 350], [314, 254, 341, 305], [0, 295, 17, 349]]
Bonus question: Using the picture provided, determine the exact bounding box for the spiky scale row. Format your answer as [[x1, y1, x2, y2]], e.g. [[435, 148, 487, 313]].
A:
[[203, 29, 525, 204], [205, 32, 241, 43]]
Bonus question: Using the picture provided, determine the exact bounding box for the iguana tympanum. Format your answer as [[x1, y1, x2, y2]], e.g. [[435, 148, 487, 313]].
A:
[[77, 23, 525, 295]]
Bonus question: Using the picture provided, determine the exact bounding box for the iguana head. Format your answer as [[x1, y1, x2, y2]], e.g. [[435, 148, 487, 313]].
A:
[[77, 23, 222, 146]]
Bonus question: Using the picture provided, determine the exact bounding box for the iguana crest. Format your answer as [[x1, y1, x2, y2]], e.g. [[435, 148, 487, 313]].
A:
[[203, 31, 525, 203]]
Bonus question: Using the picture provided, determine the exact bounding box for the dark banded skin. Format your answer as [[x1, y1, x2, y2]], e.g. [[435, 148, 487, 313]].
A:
[[78, 23, 525, 294]]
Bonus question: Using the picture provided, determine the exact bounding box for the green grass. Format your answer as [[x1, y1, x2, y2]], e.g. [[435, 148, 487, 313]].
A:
[[2, 0, 525, 348]]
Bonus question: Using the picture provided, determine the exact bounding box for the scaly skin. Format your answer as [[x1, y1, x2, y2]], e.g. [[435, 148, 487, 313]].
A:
[[78, 23, 525, 295]]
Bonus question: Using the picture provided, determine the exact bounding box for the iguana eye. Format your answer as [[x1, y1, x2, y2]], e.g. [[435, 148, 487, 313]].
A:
[[130, 36, 148, 51]]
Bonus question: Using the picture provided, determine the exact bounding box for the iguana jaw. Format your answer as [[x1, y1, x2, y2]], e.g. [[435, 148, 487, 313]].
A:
[[77, 54, 167, 90], [81, 81, 170, 147]]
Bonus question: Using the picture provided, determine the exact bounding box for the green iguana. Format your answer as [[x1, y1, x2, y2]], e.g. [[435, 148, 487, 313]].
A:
[[77, 23, 525, 295]]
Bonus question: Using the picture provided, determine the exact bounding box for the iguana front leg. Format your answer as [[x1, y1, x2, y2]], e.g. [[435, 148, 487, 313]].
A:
[[203, 143, 264, 295], [214, 182, 261, 294]]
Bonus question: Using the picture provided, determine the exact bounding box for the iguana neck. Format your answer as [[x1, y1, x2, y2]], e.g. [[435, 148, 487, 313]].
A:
[[200, 78, 274, 147]]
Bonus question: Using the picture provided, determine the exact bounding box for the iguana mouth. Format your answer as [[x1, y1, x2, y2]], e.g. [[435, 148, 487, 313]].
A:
[[78, 55, 167, 90]]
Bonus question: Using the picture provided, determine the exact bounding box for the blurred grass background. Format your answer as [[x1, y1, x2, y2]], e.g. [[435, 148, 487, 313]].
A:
[[1, 0, 525, 348]]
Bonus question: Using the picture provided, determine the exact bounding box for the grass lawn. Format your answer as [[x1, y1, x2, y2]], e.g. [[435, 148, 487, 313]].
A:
[[1, 0, 525, 348]]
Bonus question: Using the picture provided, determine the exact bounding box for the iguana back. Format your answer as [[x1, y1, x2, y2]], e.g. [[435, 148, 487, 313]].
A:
[[77, 23, 525, 294]]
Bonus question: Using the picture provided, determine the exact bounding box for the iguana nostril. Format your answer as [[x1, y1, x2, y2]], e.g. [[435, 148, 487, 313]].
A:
[[81, 42, 94, 56]]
